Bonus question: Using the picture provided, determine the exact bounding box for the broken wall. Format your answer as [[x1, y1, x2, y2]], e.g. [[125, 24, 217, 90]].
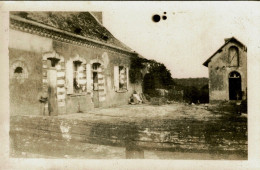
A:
[[9, 29, 142, 115], [9, 30, 53, 115]]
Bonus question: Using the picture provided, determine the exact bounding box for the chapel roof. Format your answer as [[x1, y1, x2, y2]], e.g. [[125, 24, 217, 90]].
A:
[[203, 37, 247, 67]]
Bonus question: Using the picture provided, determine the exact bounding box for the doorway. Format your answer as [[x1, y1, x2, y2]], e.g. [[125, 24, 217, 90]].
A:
[[47, 58, 59, 115], [92, 63, 101, 108], [229, 71, 242, 100]]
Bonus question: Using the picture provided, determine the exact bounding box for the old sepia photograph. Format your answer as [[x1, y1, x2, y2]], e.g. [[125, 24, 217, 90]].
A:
[[1, 1, 260, 169]]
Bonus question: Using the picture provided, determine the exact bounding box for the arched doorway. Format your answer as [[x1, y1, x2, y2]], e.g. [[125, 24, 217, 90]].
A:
[[229, 71, 242, 100]]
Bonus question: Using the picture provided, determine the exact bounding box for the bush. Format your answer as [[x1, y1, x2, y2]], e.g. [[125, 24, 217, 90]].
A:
[[143, 89, 161, 98], [182, 85, 209, 104], [183, 86, 200, 104], [168, 89, 183, 102], [199, 85, 209, 103]]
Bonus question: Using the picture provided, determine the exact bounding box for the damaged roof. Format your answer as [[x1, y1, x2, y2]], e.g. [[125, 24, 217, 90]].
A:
[[10, 11, 134, 53], [203, 37, 247, 67]]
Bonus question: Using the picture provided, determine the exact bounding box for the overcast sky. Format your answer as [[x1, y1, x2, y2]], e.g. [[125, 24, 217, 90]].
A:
[[101, 2, 260, 78], [1, 2, 260, 78]]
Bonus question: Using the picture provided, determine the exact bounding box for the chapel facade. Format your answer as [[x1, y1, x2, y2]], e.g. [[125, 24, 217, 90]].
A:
[[203, 37, 247, 103]]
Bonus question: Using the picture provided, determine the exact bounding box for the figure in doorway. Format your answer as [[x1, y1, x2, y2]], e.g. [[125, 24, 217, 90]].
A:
[[38, 90, 48, 116]]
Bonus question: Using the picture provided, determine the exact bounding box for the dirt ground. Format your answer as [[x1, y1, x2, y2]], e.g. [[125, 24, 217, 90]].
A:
[[10, 103, 247, 159], [58, 103, 224, 122]]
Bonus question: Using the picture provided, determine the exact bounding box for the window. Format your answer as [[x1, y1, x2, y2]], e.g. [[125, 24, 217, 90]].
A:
[[47, 58, 59, 68], [66, 58, 87, 95], [228, 46, 239, 67], [92, 63, 101, 91], [11, 61, 28, 81], [119, 66, 127, 90], [114, 65, 129, 92], [92, 63, 101, 71], [73, 61, 84, 93], [14, 67, 23, 73]]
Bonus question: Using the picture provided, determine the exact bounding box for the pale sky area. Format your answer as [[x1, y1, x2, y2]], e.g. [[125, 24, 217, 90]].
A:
[[1, 2, 260, 78], [101, 2, 260, 78]]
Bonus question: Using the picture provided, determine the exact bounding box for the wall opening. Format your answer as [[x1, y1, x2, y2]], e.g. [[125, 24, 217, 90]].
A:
[[228, 46, 239, 67], [92, 63, 101, 71], [11, 61, 28, 82], [73, 60, 83, 93], [229, 71, 242, 100], [119, 66, 127, 90], [92, 62, 101, 108], [47, 57, 60, 68], [14, 67, 23, 73]]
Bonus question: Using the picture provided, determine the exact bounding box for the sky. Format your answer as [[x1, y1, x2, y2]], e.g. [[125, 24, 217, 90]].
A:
[[1, 1, 260, 78], [100, 2, 260, 78]]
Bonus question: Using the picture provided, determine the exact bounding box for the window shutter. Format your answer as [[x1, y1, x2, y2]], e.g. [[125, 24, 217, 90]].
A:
[[126, 67, 129, 90], [65, 60, 73, 94], [86, 63, 92, 93], [114, 66, 119, 91], [78, 65, 86, 85]]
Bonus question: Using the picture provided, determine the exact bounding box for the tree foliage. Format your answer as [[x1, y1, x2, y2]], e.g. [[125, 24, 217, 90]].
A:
[[143, 60, 175, 95], [182, 84, 209, 104], [129, 57, 175, 96], [129, 56, 148, 84]]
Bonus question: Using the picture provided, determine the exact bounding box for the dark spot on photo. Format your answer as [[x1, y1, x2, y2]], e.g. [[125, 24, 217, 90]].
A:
[[74, 27, 82, 34], [162, 15, 167, 20], [152, 14, 161, 23], [101, 35, 109, 41], [164, 12, 167, 14]]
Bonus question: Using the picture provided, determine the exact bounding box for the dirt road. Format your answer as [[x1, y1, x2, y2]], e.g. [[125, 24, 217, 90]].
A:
[[10, 103, 247, 159]]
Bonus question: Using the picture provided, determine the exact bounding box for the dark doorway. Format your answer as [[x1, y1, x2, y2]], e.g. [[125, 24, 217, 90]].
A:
[[93, 71, 99, 108], [229, 71, 242, 100], [92, 63, 101, 108]]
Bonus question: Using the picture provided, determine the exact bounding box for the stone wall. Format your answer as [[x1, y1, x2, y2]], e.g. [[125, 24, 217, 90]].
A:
[[9, 29, 53, 115], [208, 41, 247, 102], [9, 28, 142, 115], [9, 49, 43, 115]]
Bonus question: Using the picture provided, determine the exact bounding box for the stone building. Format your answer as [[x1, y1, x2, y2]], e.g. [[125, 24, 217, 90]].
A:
[[203, 37, 247, 103], [9, 12, 143, 115]]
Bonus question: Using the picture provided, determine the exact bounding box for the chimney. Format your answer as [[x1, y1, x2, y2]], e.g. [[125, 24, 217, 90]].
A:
[[91, 12, 103, 24]]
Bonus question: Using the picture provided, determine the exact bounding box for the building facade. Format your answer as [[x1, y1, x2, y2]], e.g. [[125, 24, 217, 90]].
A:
[[9, 12, 142, 115], [203, 37, 247, 103]]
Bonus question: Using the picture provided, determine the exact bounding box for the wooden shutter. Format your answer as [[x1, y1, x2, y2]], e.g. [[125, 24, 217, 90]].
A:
[[65, 60, 73, 94], [78, 65, 86, 85], [86, 63, 92, 93], [114, 66, 119, 91], [126, 67, 129, 90]]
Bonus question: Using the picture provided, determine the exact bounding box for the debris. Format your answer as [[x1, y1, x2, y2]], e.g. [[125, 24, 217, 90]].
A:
[[129, 91, 142, 105]]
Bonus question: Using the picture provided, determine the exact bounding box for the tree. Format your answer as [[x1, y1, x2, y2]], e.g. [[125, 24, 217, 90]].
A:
[[183, 86, 200, 104], [142, 60, 175, 96]]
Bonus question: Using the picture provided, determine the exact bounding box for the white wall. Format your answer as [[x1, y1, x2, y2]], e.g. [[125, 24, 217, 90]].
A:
[[9, 29, 53, 53]]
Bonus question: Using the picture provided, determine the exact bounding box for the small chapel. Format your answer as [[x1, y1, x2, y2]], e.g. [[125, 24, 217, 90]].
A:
[[203, 37, 247, 103]]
